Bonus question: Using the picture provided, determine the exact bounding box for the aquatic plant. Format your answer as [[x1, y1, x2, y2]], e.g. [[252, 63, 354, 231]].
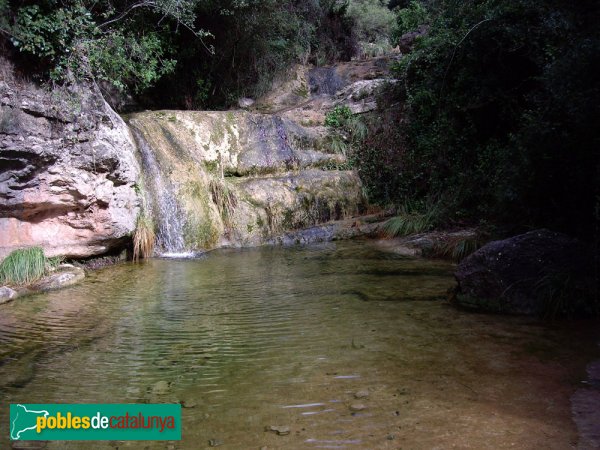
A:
[[133, 214, 156, 262], [0, 247, 48, 285]]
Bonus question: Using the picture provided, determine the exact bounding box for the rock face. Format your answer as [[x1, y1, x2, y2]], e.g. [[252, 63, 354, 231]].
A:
[[454, 229, 595, 315], [0, 58, 140, 259], [254, 56, 395, 124], [128, 109, 365, 253], [1, 53, 379, 260]]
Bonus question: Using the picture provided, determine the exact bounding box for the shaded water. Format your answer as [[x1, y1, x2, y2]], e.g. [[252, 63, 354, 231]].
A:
[[0, 241, 598, 449]]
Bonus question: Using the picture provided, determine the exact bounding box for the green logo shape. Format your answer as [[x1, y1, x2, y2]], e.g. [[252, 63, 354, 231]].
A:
[[10, 404, 181, 441]]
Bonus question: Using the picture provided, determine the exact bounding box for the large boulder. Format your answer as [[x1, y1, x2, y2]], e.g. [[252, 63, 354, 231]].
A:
[[0, 57, 140, 260], [454, 229, 596, 315]]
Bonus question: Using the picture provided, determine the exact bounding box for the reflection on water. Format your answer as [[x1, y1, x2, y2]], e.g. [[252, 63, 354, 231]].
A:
[[0, 241, 597, 449]]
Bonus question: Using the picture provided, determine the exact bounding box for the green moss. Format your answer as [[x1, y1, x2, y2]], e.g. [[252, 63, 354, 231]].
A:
[[184, 217, 219, 249], [203, 160, 219, 174]]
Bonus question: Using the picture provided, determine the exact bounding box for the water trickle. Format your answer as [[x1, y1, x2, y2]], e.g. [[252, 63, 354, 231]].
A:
[[130, 127, 187, 254]]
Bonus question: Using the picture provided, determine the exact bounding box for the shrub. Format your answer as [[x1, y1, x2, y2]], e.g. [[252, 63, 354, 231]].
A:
[[0, 247, 49, 285], [359, 0, 600, 241], [392, 0, 429, 41], [133, 214, 156, 262], [348, 0, 395, 45], [325, 105, 354, 128]]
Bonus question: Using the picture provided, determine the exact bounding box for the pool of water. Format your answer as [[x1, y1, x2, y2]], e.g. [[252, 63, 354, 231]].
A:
[[1, 241, 598, 449]]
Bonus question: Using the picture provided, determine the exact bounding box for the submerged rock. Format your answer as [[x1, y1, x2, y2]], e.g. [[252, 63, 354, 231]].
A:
[[0, 286, 17, 304], [354, 390, 369, 399], [33, 266, 85, 292], [454, 229, 595, 315], [265, 425, 290, 436], [151, 381, 171, 395]]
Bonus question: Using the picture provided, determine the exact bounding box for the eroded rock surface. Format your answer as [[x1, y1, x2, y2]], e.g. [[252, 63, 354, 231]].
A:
[[128, 110, 366, 253], [0, 58, 140, 259]]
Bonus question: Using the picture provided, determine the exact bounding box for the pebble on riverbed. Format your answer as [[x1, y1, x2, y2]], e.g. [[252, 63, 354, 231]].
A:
[[354, 390, 369, 399], [264, 425, 291, 436], [349, 403, 366, 412], [179, 400, 197, 408], [151, 380, 171, 395]]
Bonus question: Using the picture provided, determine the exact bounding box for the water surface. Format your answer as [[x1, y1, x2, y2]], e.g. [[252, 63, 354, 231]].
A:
[[0, 241, 597, 449]]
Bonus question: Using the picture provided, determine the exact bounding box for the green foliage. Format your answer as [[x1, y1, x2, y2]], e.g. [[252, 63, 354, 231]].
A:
[[359, 0, 600, 240], [4, 0, 208, 92], [2, 0, 367, 108], [147, 0, 358, 108], [325, 106, 368, 164], [392, 0, 429, 39], [325, 105, 354, 128], [0, 247, 49, 285], [348, 0, 395, 44]]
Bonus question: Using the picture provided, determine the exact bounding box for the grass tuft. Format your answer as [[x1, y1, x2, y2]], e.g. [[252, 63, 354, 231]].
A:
[[0, 247, 48, 285], [210, 178, 238, 228], [133, 214, 156, 262], [431, 235, 481, 262], [383, 202, 440, 237]]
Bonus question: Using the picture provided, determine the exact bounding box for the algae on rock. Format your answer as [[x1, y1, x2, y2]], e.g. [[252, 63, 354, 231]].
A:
[[127, 109, 365, 253]]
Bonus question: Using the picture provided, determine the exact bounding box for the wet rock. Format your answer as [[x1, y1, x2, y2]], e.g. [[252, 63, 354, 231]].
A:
[[265, 425, 290, 436], [179, 400, 197, 408], [0, 286, 17, 304], [33, 266, 85, 291], [354, 390, 369, 399], [151, 381, 171, 395], [349, 404, 366, 412], [454, 229, 595, 315]]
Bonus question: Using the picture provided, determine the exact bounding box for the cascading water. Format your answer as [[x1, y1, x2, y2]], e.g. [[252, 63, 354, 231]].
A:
[[130, 127, 187, 255]]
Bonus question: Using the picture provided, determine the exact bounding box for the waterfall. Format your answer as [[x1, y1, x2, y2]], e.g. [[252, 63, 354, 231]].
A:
[[130, 127, 188, 256]]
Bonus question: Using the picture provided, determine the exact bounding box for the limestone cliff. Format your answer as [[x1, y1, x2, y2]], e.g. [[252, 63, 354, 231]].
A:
[[0, 58, 140, 259], [128, 110, 364, 252], [0, 55, 389, 260]]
